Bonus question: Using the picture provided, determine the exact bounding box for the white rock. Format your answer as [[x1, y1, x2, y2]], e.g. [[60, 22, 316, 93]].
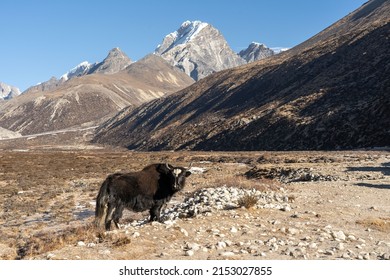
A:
[[220, 252, 235, 257], [332, 230, 346, 241], [287, 228, 299, 235], [337, 243, 345, 250], [187, 243, 200, 251], [77, 241, 86, 247], [325, 250, 334, 256], [180, 228, 189, 237], [347, 235, 357, 241], [217, 242, 227, 249], [342, 253, 350, 259], [185, 250, 194, 256]]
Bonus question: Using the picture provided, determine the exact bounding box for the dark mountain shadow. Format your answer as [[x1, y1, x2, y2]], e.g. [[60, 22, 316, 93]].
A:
[[356, 183, 390, 190], [347, 162, 390, 176]]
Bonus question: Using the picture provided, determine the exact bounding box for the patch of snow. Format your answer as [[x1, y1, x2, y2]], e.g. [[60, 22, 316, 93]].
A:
[[271, 47, 290, 54]]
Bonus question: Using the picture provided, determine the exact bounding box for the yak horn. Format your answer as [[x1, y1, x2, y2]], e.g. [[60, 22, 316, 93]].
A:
[[165, 163, 173, 170]]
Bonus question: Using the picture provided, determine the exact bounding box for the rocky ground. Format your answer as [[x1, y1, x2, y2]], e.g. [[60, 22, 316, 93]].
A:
[[0, 149, 389, 260]]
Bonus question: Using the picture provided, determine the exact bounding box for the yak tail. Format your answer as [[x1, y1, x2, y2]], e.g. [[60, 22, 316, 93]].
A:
[[95, 177, 110, 228]]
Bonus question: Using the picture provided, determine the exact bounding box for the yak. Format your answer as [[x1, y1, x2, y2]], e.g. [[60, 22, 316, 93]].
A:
[[95, 163, 191, 230]]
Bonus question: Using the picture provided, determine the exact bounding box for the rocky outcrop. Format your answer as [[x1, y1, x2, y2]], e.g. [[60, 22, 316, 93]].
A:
[[239, 42, 274, 63], [87, 47, 132, 74]]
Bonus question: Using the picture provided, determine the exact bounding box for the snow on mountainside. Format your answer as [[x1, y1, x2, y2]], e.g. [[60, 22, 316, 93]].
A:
[[60, 61, 96, 81], [0, 82, 21, 100], [155, 20, 246, 81], [271, 47, 290, 54], [155, 20, 209, 54], [23, 48, 132, 95]]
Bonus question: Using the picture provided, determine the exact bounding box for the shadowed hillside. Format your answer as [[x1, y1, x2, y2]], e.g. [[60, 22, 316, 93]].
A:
[[93, 0, 390, 151]]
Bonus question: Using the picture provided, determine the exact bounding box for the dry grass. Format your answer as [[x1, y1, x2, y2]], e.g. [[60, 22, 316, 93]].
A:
[[209, 175, 281, 192], [237, 194, 259, 209], [16, 223, 99, 259], [356, 217, 390, 233]]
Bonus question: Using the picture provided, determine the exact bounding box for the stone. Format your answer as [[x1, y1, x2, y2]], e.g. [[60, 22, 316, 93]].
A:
[[220, 252, 235, 257], [325, 250, 334, 256], [187, 243, 201, 251], [337, 243, 345, 250], [217, 242, 227, 249], [331, 230, 346, 241], [230, 227, 238, 233], [185, 250, 194, 257], [287, 228, 299, 235], [180, 228, 189, 237], [347, 235, 357, 241]]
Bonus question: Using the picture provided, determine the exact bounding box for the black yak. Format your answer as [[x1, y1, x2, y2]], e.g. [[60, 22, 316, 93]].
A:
[[95, 163, 191, 230]]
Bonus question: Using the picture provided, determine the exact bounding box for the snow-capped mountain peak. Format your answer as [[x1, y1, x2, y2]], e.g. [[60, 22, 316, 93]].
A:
[[0, 82, 21, 100], [173, 20, 209, 45], [155, 20, 209, 55], [60, 61, 96, 81]]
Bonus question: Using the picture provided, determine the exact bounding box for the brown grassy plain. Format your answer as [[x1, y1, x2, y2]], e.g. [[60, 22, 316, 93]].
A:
[[0, 148, 389, 260]]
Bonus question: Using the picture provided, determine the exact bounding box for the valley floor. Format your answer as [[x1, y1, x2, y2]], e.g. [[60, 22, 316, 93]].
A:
[[0, 149, 389, 260]]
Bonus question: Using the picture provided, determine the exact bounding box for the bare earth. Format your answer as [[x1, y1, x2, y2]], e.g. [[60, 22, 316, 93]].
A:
[[0, 149, 389, 260]]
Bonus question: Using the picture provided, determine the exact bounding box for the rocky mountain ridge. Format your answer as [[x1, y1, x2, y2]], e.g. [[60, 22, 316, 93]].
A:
[[154, 20, 268, 81], [0, 55, 193, 135], [23, 48, 132, 95], [93, 0, 390, 151], [239, 42, 275, 62], [8, 21, 274, 97]]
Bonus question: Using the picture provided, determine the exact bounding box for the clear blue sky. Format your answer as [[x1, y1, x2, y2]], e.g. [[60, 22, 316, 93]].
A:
[[1, 0, 367, 91]]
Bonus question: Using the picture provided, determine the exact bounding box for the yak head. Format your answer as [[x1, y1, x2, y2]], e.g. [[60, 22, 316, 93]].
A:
[[160, 163, 192, 191]]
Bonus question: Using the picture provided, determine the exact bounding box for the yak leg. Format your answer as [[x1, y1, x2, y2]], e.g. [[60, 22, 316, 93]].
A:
[[149, 203, 164, 222], [113, 204, 124, 229], [105, 203, 116, 231]]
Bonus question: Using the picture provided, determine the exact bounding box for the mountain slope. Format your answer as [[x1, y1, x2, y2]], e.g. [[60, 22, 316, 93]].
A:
[[93, 0, 390, 151], [0, 55, 193, 135], [154, 20, 245, 81]]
